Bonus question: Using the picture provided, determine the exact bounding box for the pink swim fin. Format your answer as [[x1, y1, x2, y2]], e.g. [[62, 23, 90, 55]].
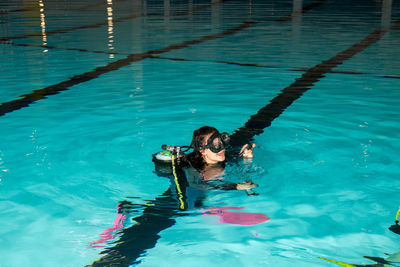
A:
[[88, 204, 126, 248], [203, 206, 269, 225]]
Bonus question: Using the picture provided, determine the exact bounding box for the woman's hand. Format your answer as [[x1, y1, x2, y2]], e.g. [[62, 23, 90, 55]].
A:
[[240, 144, 255, 158], [236, 180, 257, 190]]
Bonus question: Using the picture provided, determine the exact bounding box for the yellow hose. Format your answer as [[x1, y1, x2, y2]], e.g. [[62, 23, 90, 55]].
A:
[[317, 257, 356, 267], [172, 155, 185, 210]]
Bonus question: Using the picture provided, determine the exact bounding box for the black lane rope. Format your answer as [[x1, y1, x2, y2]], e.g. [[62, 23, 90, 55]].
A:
[[149, 55, 400, 80], [0, 0, 230, 42], [229, 19, 400, 147], [0, 21, 256, 117]]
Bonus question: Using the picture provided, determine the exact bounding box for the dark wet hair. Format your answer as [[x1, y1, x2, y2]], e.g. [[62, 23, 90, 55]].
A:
[[185, 126, 219, 170], [191, 126, 219, 151]]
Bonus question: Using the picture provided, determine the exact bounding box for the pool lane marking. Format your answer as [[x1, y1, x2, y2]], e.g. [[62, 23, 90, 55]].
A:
[[78, 0, 130, 11], [0, 0, 328, 118], [4, 32, 399, 80], [0, 1, 321, 115], [0, 21, 257, 117], [8, 41, 399, 80], [0, 0, 230, 42], [1, 41, 125, 56], [229, 19, 400, 145], [0, 0, 126, 14], [148, 55, 400, 80], [0, 13, 143, 42], [0, 7, 36, 15]]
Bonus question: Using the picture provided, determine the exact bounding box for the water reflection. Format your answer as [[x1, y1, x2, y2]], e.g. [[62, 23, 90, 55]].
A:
[[292, 0, 303, 15], [211, 0, 222, 27], [291, 0, 303, 50], [38, 0, 47, 52], [188, 0, 193, 20], [164, 0, 170, 26], [381, 0, 392, 29], [164, 0, 170, 17], [107, 0, 115, 58]]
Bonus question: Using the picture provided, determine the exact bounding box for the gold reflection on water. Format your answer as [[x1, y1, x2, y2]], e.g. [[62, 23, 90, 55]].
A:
[[292, 0, 302, 43], [164, 0, 170, 25], [211, 0, 221, 27], [107, 0, 115, 58], [164, 0, 170, 17], [39, 0, 48, 52], [292, 0, 302, 15], [131, 0, 144, 95], [248, 0, 252, 17], [381, 0, 392, 29], [188, 0, 193, 20]]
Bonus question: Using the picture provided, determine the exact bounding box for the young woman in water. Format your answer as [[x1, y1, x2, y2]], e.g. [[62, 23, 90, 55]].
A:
[[183, 126, 257, 190]]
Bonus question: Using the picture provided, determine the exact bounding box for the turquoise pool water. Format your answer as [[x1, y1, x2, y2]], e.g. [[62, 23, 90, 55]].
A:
[[1, 0, 400, 266]]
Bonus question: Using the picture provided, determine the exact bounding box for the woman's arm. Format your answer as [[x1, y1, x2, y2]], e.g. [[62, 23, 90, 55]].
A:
[[206, 180, 257, 191]]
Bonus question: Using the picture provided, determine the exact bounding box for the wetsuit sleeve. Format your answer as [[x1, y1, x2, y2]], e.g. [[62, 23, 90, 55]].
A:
[[205, 180, 237, 190]]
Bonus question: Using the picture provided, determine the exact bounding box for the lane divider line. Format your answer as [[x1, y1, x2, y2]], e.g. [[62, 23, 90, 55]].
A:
[[0, 21, 256, 117], [229, 19, 400, 146], [0, 0, 231, 42], [0, 0, 326, 117], [148, 55, 400, 79]]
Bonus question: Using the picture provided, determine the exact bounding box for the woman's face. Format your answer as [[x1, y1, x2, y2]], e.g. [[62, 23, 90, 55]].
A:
[[201, 133, 226, 164]]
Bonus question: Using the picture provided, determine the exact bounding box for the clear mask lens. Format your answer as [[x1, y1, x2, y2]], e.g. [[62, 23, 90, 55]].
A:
[[205, 132, 230, 153]]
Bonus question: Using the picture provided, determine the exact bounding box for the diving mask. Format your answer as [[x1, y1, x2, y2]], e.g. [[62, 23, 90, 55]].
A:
[[200, 132, 230, 153]]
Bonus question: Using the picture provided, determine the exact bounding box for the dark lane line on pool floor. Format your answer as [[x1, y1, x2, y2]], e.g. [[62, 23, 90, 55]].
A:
[[0, 41, 367, 78], [0, 0, 326, 117], [4, 39, 400, 81], [0, 0, 125, 14], [148, 55, 400, 80], [1, 41, 126, 56], [4, 38, 399, 81], [0, 13, 141, 42], [229, 19, 400, 147], [0, 7, 36, 15], [0, 21, 256, 117], [0, 0, 229, 42]]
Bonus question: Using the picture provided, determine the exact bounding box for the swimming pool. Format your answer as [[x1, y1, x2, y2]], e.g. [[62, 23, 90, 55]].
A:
[[1, 0, 400, 266]]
